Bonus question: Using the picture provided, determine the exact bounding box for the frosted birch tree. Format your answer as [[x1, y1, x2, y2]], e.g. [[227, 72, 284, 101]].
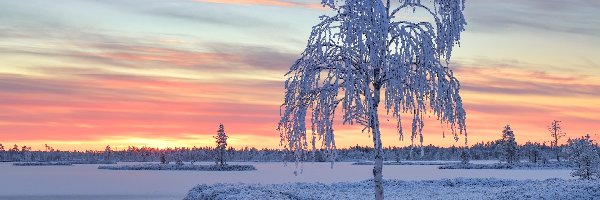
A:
[[278, 0, 467, 199]]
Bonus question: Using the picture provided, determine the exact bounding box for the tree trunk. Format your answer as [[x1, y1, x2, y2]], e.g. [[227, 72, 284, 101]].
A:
[[220, 148, 224, 166], [556, 146, 560, 162], [371, 85, 384, 200], [554, 128, 560, 162]]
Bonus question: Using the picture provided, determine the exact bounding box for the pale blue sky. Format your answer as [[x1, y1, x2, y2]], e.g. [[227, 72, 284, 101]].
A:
[[0, 0, 599, 149]]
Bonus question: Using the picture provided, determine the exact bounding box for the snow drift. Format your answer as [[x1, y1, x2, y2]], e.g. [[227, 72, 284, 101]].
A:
[[184, 178, 600, 200]]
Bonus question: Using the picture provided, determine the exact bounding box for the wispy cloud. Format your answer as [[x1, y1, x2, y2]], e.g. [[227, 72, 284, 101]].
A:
[[457, 66, 600, 96], [467, 0, 600, 37], [0, 0, 599, 150], [0, 25, 297, 73], [194, 0, 323, 9], [0, 72, 281, 142]]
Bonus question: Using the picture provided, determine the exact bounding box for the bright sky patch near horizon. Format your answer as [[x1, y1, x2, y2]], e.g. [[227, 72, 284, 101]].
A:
[[0, 0, 599, 151]]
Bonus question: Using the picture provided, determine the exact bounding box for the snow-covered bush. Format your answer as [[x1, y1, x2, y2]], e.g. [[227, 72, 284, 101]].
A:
[[568, 134, 600, 180]]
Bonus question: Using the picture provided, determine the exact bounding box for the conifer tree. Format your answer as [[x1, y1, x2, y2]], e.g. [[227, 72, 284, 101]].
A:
[[500, 125, 518, 164], [460, 148, 470, 165], [214, 123, 229, 166]]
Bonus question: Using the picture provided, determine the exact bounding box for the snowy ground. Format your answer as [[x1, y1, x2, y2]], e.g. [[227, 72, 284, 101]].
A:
[[98, 163, 256, 171], [13, 162, 73, 166], [0, 161, 576, 200], [440, 162, 573, 169], [69, 160, 118, 164], [13, 160, 117, 166], [184, 178, 600, 200], [353, 161, 460, 165]]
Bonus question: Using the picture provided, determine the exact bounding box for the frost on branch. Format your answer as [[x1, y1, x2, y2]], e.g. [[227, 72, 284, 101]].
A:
[[278, 0, 467, 163]]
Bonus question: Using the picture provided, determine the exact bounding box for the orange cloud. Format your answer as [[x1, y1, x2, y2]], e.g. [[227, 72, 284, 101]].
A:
[[1, 37, 599, 151]]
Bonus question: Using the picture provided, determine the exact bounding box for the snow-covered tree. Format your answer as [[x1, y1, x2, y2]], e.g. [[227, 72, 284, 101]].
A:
[[44, 144, 54, 152], [569, 134, 600, 180], [160, 152, 167, 164], [214, 123, 229, 166], [278, 0, 467, 199], [104, 145, 112, 161], [549, 120, 566, 162], [0, 144, 4, 151], [524, 142, 540, 163], [176, 156, 184, 166], [10, 144, 19, 152], [460, 148, 469, 164], [500, 125, 518, 164]]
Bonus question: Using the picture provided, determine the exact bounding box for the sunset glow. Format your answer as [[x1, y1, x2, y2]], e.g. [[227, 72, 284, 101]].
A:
[[1, 0, 599, 151]]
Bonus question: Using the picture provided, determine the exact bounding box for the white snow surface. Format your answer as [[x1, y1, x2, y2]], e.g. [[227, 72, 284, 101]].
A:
[[98, 164, 256, 171], [184, 178, 600, 200], [13, 162, 74, 166], [439, 162, 573, 169], [0, 161, 575, 200]]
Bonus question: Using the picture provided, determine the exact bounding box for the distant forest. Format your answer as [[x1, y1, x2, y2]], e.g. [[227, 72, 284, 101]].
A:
[[1, 141, 596, 163]]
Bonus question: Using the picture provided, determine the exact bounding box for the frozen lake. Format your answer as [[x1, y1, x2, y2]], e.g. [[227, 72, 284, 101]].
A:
[[1, 161, 573, 200]]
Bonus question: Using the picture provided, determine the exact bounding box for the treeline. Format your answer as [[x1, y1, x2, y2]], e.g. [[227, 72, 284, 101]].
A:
[[0, 145, 285, 163], [0, 141, 592, 163]]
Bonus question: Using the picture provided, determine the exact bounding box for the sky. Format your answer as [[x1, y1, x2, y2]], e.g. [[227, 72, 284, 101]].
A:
[[0, 0, 599, 151]]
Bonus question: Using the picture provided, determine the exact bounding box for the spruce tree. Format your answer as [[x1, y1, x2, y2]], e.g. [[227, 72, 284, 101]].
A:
[[500, 125, 518, 164], [214, 123, 229, 166]]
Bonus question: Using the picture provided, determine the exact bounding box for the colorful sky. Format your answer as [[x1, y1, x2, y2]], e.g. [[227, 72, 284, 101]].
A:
[[0, 0, 599, 151]]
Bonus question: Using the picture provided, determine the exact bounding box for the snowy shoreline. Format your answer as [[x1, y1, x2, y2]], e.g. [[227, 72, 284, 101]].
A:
[[184, 178, 600, 200], [12, 160, 117, 166], [353, 161, 460, 166], [439, 162, 573, 170], [13, 162, 74, 166], [98, 164, 256, 171]]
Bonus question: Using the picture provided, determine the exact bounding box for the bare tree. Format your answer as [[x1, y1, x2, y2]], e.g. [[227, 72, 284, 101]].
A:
[[278, 0, 467, 199], [549, 120, 566, 162]]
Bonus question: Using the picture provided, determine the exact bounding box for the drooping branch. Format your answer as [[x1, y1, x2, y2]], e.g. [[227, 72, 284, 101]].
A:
[[279, 0, 467, 164]]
